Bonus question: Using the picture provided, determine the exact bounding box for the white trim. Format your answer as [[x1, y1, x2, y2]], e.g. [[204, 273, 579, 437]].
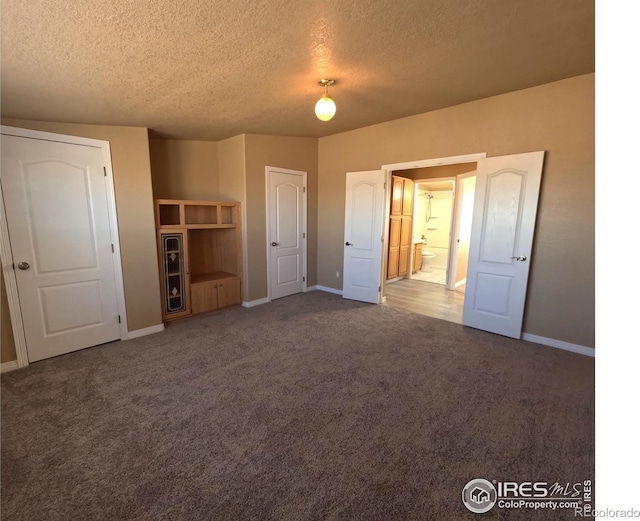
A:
[[382, 153, 486, 171], [455, 278, 467, 288], [242, 297, 270, 308], [0, 126, 129, 366], [313, 285, 343, 296], [1, 360, 20, 373], [0, 192, 29, 368], [125, 323, 165, 340], [521, 333, 595, 357], [101, 140, 129, 339], [265, 166, 308, 302]]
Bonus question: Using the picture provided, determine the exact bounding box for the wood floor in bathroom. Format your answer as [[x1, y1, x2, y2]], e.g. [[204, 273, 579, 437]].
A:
[[382, 278, 465, 324]]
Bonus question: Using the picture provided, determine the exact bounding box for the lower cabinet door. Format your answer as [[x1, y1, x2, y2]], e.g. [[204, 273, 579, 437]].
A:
[[217, 278, 241, 308], [191, 281, 218, 314]]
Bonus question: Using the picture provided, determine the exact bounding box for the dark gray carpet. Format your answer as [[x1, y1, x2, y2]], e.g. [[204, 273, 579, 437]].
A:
[[1, 291, 594, 520]]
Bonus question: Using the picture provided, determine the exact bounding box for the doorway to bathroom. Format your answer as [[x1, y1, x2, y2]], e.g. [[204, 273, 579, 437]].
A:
[[382, 161, 478, 323], [411, 178, 456, 286]]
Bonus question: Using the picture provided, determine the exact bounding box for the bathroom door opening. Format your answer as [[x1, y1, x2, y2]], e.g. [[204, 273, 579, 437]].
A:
[[409, 177, 456, 287], [380, 155, 481, 324]]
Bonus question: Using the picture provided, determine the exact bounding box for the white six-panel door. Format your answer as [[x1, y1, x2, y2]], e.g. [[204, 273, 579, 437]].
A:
[[342, 170, 386, 304], [1, 134, 122, 361], [267, 168, 306, 300], [462, 151, 545, 338]]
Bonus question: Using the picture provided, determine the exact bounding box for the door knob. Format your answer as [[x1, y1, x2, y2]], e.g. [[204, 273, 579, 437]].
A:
[[511, 256, 527, 261], [18, 262, 30, 270], [345, 242, 353, 246], [271, 242, 279, 247]]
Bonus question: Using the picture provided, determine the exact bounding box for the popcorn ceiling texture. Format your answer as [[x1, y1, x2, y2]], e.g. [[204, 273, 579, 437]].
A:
[[1, 0, 594, 140]]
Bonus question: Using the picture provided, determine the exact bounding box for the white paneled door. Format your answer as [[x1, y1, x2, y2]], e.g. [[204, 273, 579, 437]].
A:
[[1, 134, 122, 362], [343, 170, 386, 304], [267, 168, 306, 300], [462, 151, 545, 338]]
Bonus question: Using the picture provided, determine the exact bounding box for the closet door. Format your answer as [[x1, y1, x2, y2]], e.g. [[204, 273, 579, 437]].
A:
[[398, 216, 412, 277], [390, 176, 404, 215], [402, 179, 414, 215], [387, 216, 401, 279]]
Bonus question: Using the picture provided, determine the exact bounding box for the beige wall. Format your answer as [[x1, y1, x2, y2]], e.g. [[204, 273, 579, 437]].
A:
[[1, 119, 163, 341], [1, 272, 17, 363], [149, 139, 219, 200], [317, 74, 595, 348], [218, 135, 248, 299], [243, 134, 319, 302]]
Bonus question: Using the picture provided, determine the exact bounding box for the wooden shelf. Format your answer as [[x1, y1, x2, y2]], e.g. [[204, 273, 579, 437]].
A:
[[156, 199, 243, 322], [156, 199, 239, 229], [191, 272, 238, 285]]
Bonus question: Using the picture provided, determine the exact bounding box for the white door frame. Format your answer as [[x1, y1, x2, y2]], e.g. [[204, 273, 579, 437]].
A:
[[381, 153, 486, 293], [0, 125, 129, 368], [264, 166, 308, 301]]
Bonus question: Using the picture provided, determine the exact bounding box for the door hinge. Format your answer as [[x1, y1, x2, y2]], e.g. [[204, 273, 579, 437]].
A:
[[303, 186, 306, 193], [303, 276, 306, 282], [384, 182, 387, 189], [118, 315, 121, 323], [303, 232, 306, 239], [381, 235, 384, 242], [379, 285, 381, 292], [103, 166, 107, 177], [111, 243, 115, 253]]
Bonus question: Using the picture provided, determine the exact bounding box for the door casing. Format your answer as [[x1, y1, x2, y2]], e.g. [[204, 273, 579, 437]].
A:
[[0, 125, 128, 368]]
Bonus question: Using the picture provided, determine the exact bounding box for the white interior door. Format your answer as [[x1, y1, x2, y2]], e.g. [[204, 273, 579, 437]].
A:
[[1, 134, 122, 362], [267, 168, 305, 300], [462, 151, 545, 338], [343, 170, 386, 303]]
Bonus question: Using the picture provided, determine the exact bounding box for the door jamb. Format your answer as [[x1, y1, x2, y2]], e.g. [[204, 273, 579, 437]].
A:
[[264, 166, 308, 302], [0, 125, 129, 368]]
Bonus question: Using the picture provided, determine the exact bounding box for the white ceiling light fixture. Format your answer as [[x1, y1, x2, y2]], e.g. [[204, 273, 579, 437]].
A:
[[315, 79, 336, 121]]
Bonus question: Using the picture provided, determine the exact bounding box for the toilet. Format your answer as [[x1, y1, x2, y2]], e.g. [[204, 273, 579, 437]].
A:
[[420, 251, 436, 272]]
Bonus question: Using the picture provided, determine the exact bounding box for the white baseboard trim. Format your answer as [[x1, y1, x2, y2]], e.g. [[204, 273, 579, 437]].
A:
[[455, 278, 467, 289], [521, 333, 595, 357], [312, 285, 343, 296], [126, 323, 165, 340], [242, 297, 270, 308], [1, 360, 20, 373]]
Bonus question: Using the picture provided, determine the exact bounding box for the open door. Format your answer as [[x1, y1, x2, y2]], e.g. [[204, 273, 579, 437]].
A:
[[343, 170, 386, 303], [462, 151, 545, 338]]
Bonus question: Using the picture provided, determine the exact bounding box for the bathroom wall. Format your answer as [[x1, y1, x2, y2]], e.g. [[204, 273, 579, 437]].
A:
[[455, 176, 476, 286], [423, 192, 453, 251]]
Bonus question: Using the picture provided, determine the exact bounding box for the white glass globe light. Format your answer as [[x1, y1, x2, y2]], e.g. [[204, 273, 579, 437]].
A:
[[315, 95, 336, 121]]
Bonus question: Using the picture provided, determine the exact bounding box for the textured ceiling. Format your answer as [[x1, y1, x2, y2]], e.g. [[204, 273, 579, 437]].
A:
[[1, 0, 594, 141]]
